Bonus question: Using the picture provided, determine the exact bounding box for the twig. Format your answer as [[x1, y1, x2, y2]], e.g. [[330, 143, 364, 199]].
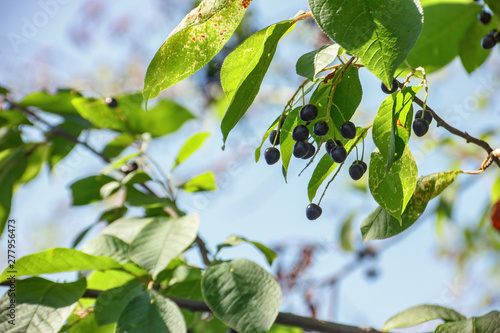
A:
[[79, 289, 383, 333], [396, 82, 500, 168], [195, 235, 211, 266]]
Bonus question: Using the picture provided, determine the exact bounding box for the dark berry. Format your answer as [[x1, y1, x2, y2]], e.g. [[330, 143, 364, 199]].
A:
[[412, 118, 430, 137], [349, 163, 365, 180], [330, 146, 347, 163], [313, 121, 329, 136], [306, 203, 322, 220], [339, 121, 356, 139], [381, 79, 398, 94], [365, 268, 378, 279], [415, 110, 433, 124], [280, 115, 287, 126], [105, 97, 118, 108], [489, 29, 500, 42], [299, 104, 318, 122], [358, 160, 368, 173], [264, 147, 280, 165], [478, 10, 492, 25], [481, 34, 497, 49], [325, 139, 335, 153], [269, 130, 280, 146], [302, 143, 316, 159], [335, 139, 343, 146], [293, 141, 310, 158], [292, 125, 309, 141], [121, 161, 138, 174]]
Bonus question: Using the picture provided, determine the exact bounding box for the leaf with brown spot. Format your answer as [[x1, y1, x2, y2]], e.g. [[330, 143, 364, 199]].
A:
[[143, 0, 253, 107], [361, 171, 460, 241]]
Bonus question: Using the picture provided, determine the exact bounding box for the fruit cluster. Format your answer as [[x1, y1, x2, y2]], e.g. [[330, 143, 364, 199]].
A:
[[476, 4, 500, 49], [264, 103, 368, 220], [381, 79, 433, 138]]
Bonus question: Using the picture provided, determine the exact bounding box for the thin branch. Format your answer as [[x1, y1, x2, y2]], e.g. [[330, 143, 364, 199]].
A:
[[397, 82, 500, 168], [79, 289, 382, 333], [195, 235, 212, 266], [14, 103, 111, 163]]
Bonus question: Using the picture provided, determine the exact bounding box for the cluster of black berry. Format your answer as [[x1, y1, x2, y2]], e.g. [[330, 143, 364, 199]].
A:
[[477, 4, 500, 49], [412, 109, 433, 137]]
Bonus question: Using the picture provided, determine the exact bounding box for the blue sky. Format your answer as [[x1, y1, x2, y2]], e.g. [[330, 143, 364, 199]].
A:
[[1, 0, 500, 330]]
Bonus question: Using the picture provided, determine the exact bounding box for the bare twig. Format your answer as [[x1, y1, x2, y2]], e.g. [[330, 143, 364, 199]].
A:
[[195, 235, 211, 266]]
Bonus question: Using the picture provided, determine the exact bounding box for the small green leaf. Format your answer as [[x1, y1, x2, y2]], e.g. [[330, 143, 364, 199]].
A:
[[125, 186, 175, 208], [48, 119, 85, 169], [86, 269, 137, 291], [435, 311, 500, 333], [129, 215, 199, 279], [121, 170, 152, 186], [102, 133, 135, 159], [0, 248, 122, 282], [309, 0, 423, 87], [295, 44, 340, 81], [94, 280, 144, 326], [201, 259, 281, 333], [0, 110, 32, 127], [0, 277, 86, 333], [82, 234, 132, 264], [100, 217, 154, 243], [405, 1, 479, 73], [18, 89, 82, 114], [173, 132, 211, 170], [279, 107, 302, 181], [116, 289, 186, 333], [372, 87, 420, 169], [382, 304, 466, 331], [0, 148, 28, 236], [143, 0, 253, 105], [361, 171, 460, 241], [369, 147, 418, 222], [221, 19, 295, 145], [216, 235, 277, 265], [69, 175, 116, 206], [97, 207, 128, 224], [20, 144, 49, 184], [339, 214, 355, 252], [0, 86, 9, 95], [181, 172, 217, 193]]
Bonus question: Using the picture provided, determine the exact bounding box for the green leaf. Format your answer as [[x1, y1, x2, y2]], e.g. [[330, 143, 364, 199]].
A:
[[435, 311, 500, 333], [18, 89, 82, 114], [100, 217, 155, 243], [143, 0, 253, 106], [307, 127, 367, 201], [372, 87, 420, 169], [0, 277, 86, 333], [484, 0, 500, 17], [121, 170, 152, 186], [125, 186, 175, 208], [129, 215, 199, 279], [369, 147, 418, 222], [0, 110, 32, 127], [0, 148, 28, 236], [382, 304, 466, 331], [459, 15, 498, 73], [295, 44, 340, 81], [102, 133, 135, 159], [48, 119, 85, 169], [94, 280, 144, 326], [0, 248, 122, 282], [86, 269, 136, 291], [173, 132, 211, 169], [269, 325, 303, 333], [117, 289, 186, 333], [82, 234, 132, 264], [309, 0, 423, 87], [361, 171, 460, 241], [339, 214, 355, 252], [255, 114, 281, 163], [216, 235, 277, 265], [220, 19, 295, 146], [0, 131, 23, 152], [97, 207, 128, 224], [0, 86, 9, 95], [20, 144, 49, 184], [279, 107, 302, 181], [181, 172, 217, 193], [162, 267, 203, 301], [69, 175, 116, 206], [308, 66, 363, 139], [405, 1, 479, 73], [201, 259, 281, 333]]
